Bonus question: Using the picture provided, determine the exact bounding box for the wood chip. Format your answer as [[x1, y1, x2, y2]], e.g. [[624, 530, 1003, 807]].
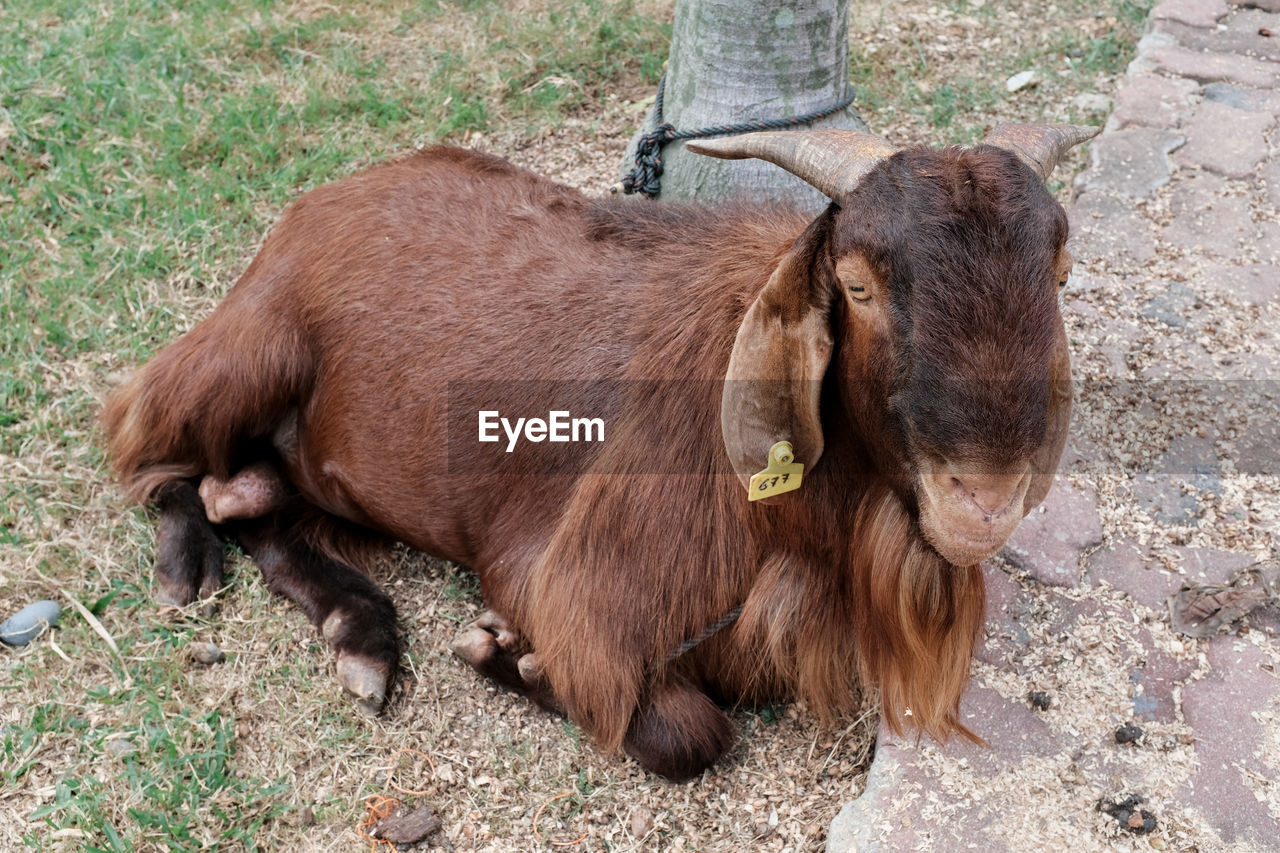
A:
[[370, 803, 443, 844]]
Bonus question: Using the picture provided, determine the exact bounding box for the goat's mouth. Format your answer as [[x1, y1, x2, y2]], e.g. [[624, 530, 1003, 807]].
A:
[[914, 458, 1033, 567]]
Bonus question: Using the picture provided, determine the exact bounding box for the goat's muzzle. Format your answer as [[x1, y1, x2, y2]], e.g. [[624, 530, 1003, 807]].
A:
[[915, 458, 1034, 566]]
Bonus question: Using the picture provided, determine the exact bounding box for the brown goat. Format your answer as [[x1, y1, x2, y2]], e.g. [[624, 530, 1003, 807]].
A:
[[103, 125, 1094, 780]]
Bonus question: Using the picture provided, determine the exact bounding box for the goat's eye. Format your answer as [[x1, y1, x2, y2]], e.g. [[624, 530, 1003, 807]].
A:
[[848, 285, 871, 302]]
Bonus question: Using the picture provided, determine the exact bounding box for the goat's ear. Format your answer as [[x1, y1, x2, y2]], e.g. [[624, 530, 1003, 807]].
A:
[[1024, 333, 1072, 514], [721, 210, 836, 494]]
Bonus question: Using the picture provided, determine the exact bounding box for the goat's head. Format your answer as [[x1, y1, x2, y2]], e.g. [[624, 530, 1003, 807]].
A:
[[693, 124, 1096, 566]]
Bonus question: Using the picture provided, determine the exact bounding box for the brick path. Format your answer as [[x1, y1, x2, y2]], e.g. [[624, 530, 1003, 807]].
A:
[[828, 2, 1280, 850]]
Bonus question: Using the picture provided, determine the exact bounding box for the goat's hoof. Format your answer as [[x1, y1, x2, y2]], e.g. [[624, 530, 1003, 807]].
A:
[[517, 652, 542, 685], [336, 653, 391, 715], [153, 581, 193, 608], [451, 626, 499, 668], [471, 609, 520, 651]]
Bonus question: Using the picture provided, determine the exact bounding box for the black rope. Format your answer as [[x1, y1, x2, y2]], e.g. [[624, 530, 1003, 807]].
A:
[[663, 604, 743, 665], [618, 74, 857, 199]]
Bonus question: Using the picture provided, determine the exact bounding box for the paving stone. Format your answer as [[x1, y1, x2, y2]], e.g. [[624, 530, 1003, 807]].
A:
[[1173, 546, 1255, 585], [1228, 408, 1280, 475], [1059, 429, 1105, 469], [1173, 100, 1275, 178], [1155, 11, 1280, 61], [1136, 474, 1203, 524], [1140, 279, 1197, 328], [1145, 43, 1280, 87], [1152, 0, 1230, 27], [978, 566, 1037, 666], [1258, 221, 1280, 267], [1163, 171, 1257, 257], [948, 684, 1062, 768], [1129, 628, 1199, 722], [1203, 81, 1280, 112], [1111, 73, 1198, 128], [1068, 192, 1157, 267], [1265, 159, 1280, 209], [825, 729, 1005, 852], [826, 688, 1060, 852], [1000, 479, 1102, 587], [1086, 537, 1181, 610], [1093, 319, 1143, 379], [1179, 638, 1280, 847], [1196, 262, 1280, 307], [825, 747, 908, 853], [1075, 127, 1185, 198], [1159, 432, 1222, 498], [1228, 8, 1280, 56]]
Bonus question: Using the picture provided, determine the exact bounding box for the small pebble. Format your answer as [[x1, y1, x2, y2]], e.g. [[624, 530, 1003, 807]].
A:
[[0, 600, 61, 646], [190, 641, 225, 665], [1006, 70, 1040, 93], [297, 805, 316, 827], [1115, 723, 1145, 744], [1127, 809, 1158, 834]]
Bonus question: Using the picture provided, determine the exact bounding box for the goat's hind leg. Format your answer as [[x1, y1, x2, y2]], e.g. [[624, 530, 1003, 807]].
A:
[[235, 510, 399, 715], [148, 462, 289, 611], [152, 480, 225, 610], [199, 461, 290, 523]]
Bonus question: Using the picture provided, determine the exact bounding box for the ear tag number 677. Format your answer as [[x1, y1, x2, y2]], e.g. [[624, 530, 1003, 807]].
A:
[[748, 441, 804, 502]]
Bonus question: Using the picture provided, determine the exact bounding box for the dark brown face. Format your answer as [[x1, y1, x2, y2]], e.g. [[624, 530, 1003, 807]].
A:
[[831, 146, 1073, 566]]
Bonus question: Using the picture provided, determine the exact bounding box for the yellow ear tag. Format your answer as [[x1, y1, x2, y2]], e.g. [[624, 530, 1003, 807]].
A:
[[748, 441, 804, 501]]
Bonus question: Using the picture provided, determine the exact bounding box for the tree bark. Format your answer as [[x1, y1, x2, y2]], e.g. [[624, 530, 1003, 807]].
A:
[[621, 0, 868, 212]]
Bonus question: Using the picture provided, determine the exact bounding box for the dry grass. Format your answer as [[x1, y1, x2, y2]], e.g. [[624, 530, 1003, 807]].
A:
[[0, 0, 1160, 850]]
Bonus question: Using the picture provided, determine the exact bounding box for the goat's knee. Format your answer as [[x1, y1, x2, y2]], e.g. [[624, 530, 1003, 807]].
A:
[[623, 676, 733, 781], [199, 462, 289, 523]]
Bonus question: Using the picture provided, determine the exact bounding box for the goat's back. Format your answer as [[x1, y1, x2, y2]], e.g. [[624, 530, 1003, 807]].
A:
[[182, 147, 806, 577]]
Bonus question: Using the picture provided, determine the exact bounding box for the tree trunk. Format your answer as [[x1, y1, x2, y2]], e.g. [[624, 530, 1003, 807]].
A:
[[620, 0, 868, 212]]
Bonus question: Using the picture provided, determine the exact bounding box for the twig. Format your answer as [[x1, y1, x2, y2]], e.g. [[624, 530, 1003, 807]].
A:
[[47, 638, 72, 664], [386, 748, 436, 796], [532, 792, 589, 847]]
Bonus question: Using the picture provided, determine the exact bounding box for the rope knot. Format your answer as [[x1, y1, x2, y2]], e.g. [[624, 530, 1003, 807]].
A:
[[621, 122, 676, 199]]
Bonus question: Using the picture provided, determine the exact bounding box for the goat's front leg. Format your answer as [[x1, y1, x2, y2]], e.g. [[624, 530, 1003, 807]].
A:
[[451, 610, 561, 713], [623, 671, 734, 781]]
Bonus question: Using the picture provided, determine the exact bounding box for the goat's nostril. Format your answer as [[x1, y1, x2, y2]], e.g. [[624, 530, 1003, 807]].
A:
[[946, 471, 1026, 517]]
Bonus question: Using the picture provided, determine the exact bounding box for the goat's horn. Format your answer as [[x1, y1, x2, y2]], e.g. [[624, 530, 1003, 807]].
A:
[[980, 123, 1100, 182], [686, 130, 897, 200]]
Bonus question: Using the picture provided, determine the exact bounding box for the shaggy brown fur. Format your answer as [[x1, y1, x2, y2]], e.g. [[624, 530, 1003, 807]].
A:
[[103, 144, 1072, 779]]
